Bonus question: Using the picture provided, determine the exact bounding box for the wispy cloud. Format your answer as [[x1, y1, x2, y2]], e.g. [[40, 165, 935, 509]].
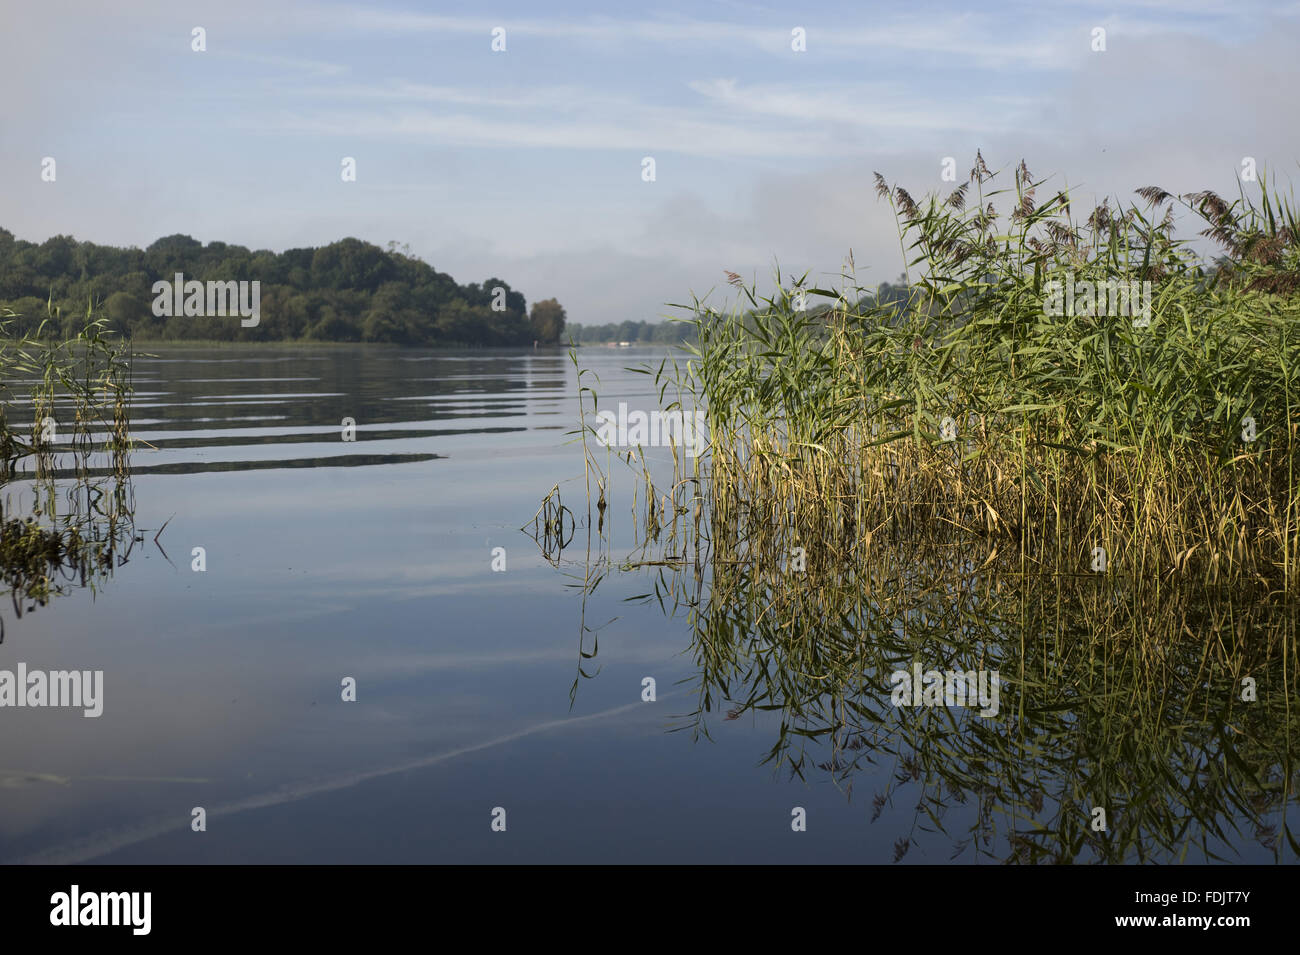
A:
[[687, 78, 1039, 133], [309, 6, 1074, 69], [246, 73, 1038, 158], [219, 50, 351, 77], [260, 103, 850, 159], [3, 0, 1297, 328]]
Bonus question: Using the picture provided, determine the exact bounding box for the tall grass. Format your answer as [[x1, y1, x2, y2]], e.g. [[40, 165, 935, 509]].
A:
[[1, 299, 133, 478], [670, 157, 1300, 590], [540, 158, 1300, 860], [1, 301, 137, 629]]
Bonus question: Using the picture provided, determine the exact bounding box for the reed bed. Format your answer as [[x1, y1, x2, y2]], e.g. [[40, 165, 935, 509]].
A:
[[669, 157, 1300, 591], [1, 301, 133, 480], [1, 302, 137, 630], [540, 157, 1300, 860]]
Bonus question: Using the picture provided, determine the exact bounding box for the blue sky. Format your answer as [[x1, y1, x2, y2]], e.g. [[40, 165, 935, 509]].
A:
[[2, 0, 1298, 323]]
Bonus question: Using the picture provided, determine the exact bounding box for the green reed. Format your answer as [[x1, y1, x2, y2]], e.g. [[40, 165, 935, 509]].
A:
[[1, 299, 134, 478], [1, 300, 138, 630], [661, 156, 1300, 590], [539, 155, 1300, 861]]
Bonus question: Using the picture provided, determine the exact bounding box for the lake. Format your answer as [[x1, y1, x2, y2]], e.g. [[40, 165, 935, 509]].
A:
[[0, 344, 1294, 863]]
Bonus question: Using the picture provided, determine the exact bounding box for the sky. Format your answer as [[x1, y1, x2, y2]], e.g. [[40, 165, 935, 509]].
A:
[[2, 0, 1298, 325]]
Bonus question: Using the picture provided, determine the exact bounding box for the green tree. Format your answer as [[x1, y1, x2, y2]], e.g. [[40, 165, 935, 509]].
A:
[[104, 290, 146, 337], [529, 298, 566, 344], [306, 308, 360, 342], [0, 228, 551, 346]]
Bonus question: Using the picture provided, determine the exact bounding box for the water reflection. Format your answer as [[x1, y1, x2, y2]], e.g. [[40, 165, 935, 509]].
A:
[[0, 475, 140, 635], [1, 349, 142, 637], [126, 348, 565, 475], [551, 456, 1300, 863], [2, 347, 562, 635], [1, 345, 702, 865]]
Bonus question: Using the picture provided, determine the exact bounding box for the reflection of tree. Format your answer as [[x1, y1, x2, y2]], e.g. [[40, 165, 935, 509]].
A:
[[544, 459, 1299, 864]]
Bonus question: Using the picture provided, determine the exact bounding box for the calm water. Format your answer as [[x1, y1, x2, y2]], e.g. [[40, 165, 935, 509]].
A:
[[0, 344, 1293, 863]]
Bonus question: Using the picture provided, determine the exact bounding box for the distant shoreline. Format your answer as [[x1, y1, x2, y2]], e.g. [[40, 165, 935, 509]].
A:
[[0, 337, 590, 351]]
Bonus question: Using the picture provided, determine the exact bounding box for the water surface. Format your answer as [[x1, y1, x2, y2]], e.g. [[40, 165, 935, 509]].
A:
[[0, 344, 1293, 864]]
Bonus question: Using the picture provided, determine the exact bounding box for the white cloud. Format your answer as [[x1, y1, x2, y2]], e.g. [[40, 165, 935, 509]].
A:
[[687, 78, 1039, 133], [308, 6, 1074, 68], [260, 106, 848, 159]]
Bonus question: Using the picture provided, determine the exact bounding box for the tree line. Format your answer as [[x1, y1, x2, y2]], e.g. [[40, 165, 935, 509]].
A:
[[567, 281, 912, 345], [566, 319, 695, 344], [0, 229, 566, 346]]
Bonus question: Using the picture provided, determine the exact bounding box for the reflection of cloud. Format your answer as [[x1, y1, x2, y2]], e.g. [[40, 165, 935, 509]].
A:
[[363, 645, 683, 674], [14, 695, 672, 864], [0, 770, 209, 788]]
